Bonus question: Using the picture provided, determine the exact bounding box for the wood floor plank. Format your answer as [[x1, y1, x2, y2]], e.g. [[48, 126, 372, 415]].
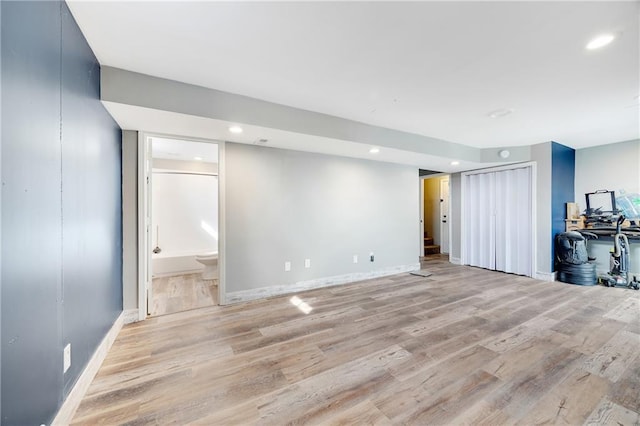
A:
[[71, 258, 640, 425], [603, 297, 640, 323], [320, 399, 393, 426], [584, 397, 640, 426], [256, 345, 410, 424], [609, 354, 640, 413], [517, 369, 611, 425], [580, 330, 640, 382]]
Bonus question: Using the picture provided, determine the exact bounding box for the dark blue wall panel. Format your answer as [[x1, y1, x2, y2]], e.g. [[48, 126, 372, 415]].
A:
[[1, 2, 122, 424], [1, 3, 63, 423], [60, 3, 122, 396], [551, 142, 575, 268]]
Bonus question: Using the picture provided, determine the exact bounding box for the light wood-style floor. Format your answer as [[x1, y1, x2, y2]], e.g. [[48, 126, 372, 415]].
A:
[[150, 273, 218, 317], [73, 258, 640, 425]]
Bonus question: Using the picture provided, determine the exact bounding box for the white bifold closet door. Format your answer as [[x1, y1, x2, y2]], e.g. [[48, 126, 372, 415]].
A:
[[463, 166, 532, 276]]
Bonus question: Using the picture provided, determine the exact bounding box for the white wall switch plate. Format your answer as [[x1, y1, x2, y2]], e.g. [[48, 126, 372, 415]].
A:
[[305, 259, 311, 268], [63, 343, 71, 373], [284, 261, 291, 272], [353, 255, 358, 263]]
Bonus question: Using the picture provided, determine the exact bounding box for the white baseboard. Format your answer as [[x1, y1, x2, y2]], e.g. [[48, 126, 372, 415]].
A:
[[450, 257, 462, 265], [52, 312, 124, 425], [123, 308, 140, 324], [224, 263, 421, 305], [535, 271, 556, 282]]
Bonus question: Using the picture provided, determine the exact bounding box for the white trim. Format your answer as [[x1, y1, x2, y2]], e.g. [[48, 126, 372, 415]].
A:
[[450, 256, 462, 265], [419, 176, 425, 257], [461, 161, 536, 176], [535, 271, 556, 282], [152, 169, 218, 177], [52, 312, 124, 425], [448, 177, 452, 257], [225, 263, 421, 305], [530, 162, 538, 280], [122, 309, 140, 324], [218, 141, 227, 305], [439, 176, 450, 254]]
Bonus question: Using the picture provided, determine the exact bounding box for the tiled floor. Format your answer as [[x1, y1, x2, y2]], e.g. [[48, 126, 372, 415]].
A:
[[150, 273, 218, 316]]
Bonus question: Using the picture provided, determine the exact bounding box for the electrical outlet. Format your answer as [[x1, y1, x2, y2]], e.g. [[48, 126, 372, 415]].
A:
[[353, 255, 358, 263], [370, 252, 374, 262], [284, 261, 291, 272], [304, 259, 311, 268], [63, 343, 71, 373]]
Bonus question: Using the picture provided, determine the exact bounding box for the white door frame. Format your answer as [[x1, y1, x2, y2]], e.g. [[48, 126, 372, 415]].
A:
[[419, 176, 426, 257], [460, 161, 537, 277], [137, 132, 226, 321], [419, 173, 449, 257], [439, 176, 450, 254]]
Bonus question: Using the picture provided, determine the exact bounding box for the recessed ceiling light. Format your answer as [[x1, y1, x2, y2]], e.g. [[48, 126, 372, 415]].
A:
[[488, 108, 514, 119], [451, 161, 460, 166], [586, 33, 615, 50], [194, 156, 203, 161], [498, 149, 511, 159], [369, 147, 380, 154], [228, 126, 243, 134]]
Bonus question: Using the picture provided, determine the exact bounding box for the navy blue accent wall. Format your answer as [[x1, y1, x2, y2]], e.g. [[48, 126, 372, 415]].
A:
[[1, 2, 122, 424], [551, 142, 575, 268], [60, 4, 123, 396]]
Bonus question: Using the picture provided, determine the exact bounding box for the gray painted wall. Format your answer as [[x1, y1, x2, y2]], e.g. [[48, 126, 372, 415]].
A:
[[1, 2, 122, 424], [224, 143, 419, 293], [122, 130, 138, 310], [531, 142, 553, 275], [575, 139, 640, 275], [575, 139, 640, 202], [449, 173, 462, 261]]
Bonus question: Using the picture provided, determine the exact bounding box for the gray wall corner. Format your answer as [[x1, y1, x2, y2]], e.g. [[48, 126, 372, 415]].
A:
[[122, 130, 139, 310], [449, 173, 462, 260]]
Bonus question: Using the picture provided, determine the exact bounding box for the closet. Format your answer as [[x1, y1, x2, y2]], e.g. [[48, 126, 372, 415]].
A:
[[462, 164, 534, 277]]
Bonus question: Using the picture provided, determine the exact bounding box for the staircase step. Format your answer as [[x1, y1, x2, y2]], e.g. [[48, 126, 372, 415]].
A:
[[424, 244, 440, 255], [424, 237, 434, 245]]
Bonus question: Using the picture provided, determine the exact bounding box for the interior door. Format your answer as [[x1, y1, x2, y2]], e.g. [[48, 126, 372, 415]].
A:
[[440, 177, 450, 253]]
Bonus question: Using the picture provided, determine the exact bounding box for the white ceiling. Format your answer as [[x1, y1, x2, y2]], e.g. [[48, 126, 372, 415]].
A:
[[68, 1, 639, 159]]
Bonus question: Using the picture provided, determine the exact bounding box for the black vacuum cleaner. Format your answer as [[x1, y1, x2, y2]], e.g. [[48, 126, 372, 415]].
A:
[[598, 215, 639, 290]]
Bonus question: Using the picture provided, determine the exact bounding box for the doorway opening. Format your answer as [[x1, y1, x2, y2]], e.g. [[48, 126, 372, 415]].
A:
[[420, 174, 450, 259], [139, 135, 222, 317]]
